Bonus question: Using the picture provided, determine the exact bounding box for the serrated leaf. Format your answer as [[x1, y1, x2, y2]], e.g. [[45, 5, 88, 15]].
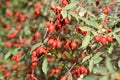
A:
[[61, 10, 67, 18], [94, 57, 103, 64], [69, 11, 79, 21], [42, 58, 48, 75], [89, 58, 94, 72], [64, 2, 76, 10], [93, 66, 108, 75], [93, 52, 103, 59], [118, 60, 120, 68], [81, 34, 90, 48], [82, 55, 91, 63], [106, 57, 115, 73]]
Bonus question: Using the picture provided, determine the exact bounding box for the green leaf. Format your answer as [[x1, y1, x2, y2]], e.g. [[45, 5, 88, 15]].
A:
[[106, 57, 115, 73], [99, 75, 109, 80], [4, 51, 11, 59], [85, 19, 100, 29], [31, 43, 42, 53], [108, 44, 113, 54], [83, 75, 99, 80], [113, 33, 120, 45], [69, 11, 79, 21], [64, 2, 77, 10], [81, 34, 91, 48], [42, 58, 48, 75], [82, 55, 91, 63], [118, 60, 120, 68], [89, 58, 94, 72], [93, 66, 108, 75], [61, 10, 67, 18], [94, 57, 103, 64], [93, 52, 103, 59], [116, 0, 120, 2]]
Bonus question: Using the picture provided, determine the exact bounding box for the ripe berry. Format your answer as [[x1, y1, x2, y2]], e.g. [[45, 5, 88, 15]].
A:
[[70, 42, 77, 50], [100, 37, 107, 45], [32, 62, 37, 67], [35, 32, 40, 38], [106, 36, 113, 42], [94, 35, 101, 41]]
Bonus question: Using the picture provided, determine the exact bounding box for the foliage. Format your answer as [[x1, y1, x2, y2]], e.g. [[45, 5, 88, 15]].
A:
[[0, 0, 120, 80]]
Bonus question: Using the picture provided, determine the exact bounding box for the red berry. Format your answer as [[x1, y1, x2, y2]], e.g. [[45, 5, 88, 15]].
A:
[[106, 36, 113, 42], [35, 32, 40, 38], [32, 62, 37, 67], [70, 42, 77, 50], [94, 35, 101, 41], [100, 37, 107, 45]]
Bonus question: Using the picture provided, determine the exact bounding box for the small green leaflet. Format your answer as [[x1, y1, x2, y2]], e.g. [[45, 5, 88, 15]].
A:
[[69, 11, 79, 21], [82, 55, 91, 63], [4, 51, 11, 59], [81, 34, 90, 48], [118, 60, 120, 68], [61, 10, 67, 18], [83, 75, 99, 80], [85, 19, 100, 29], [113, 33, 120, 45], [106, 57, 115, 73], [99, 75, 109, 80], [42, 58, 48, 75], [64, 2, 77, 10], [89, 58, 94, 72]]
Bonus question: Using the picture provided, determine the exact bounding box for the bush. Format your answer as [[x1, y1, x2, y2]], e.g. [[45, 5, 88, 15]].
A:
[[0, 0, 120, 80]]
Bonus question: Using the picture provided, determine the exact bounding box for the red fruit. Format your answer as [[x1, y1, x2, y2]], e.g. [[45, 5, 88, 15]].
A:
[[96, 0, 100, 6], [94, 35, 101, 41], [56, 40, 62, 48], [100, 37, 107, 45], [32, 51, 37, 57], [46, 22, 51, 28], [30, 74, 35, 79], [62, 0, 68, 6], [102, 8, 111, 15], [16, 25, 22, 30], [64, 41, 70, 48], [4, 42, 12, 48], [104, 17, 109, 24], [71, 57, 77, 62], [57, 14, 62, 20], [35, 32, 40, 38], [52, 41, 57, 49], [32, 57, 37, 63], [34, 9, 40, 15], [47, 39, 54, 46], [51, 69, 56, 73], [34, 3, 42, 9], [48, 25, 55, 33], [5, 1, 10, 7], [60, 76, 67, 80], [64, 17, 69, 24], [80, 53, 86, 58], [6, 11, 13, 17], [106, 36, 113, 42], [12, 64, 18, 70], [32, 62, 37, 67], [70, 42, 77, 50], [11, 56, 16, 61]]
